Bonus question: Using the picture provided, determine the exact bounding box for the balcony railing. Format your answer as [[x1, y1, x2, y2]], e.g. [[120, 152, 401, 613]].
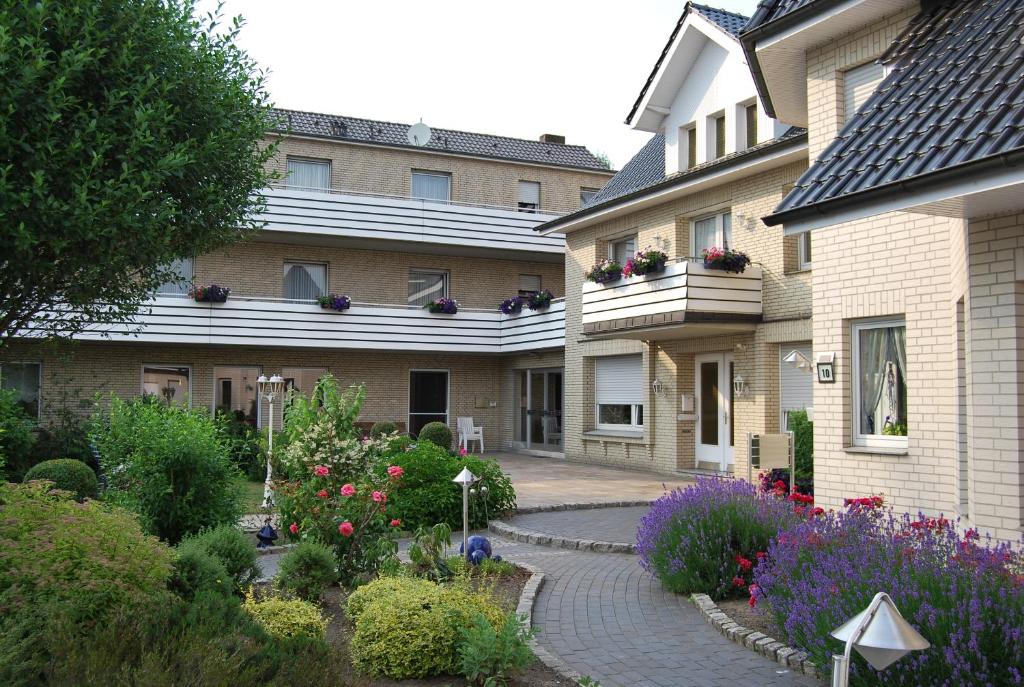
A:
[[254, 185, 565, 256], [581, 259, 762, 339], [64, 295, 565, 354]]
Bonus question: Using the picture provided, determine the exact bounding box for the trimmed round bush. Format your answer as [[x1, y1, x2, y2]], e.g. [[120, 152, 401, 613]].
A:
[[168, 547, 233, 600], [242, 591, 327, 640], [24, 458, 98, 500], [417, 421, 452, 450], [636, 477, 797, 600], [347, 575, 504, 679], [275, 541, 337, 601], [369, 421, 398, 439], [177, 524, 261, 594]]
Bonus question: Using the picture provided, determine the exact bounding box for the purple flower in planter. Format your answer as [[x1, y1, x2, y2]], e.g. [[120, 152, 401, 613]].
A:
[[701, 247, 751, 274], [586, 258, 623, 284], [526, 289, 553, 310], [317, 293, 351, 311], [424, 297, 458, 314], [499, 295, 524, 315], [189, 284, 230, 303]]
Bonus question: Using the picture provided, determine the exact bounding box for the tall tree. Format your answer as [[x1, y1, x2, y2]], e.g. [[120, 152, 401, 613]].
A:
[[0, 0, 277, 345]]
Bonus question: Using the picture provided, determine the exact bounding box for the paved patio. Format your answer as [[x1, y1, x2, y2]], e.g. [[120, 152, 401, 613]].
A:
[[489, 451, 692, 509]]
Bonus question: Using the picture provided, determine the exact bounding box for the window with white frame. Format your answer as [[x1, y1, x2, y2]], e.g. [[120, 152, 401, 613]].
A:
[[141, 365, 191, 407], [744, 103, 758, 149], [707, 112, 726, 160], [798, 231, 812, 270], [0, 362, 41, 419], [286, 157, 331, 190], [283, 262, 327, 301], [156, 257, 194, 296], [580, 188, 599, 206], [852, 319, 908, 447], [691, 211, 731, 256], [609, 236, 636, 266], [411, 170, 451, 202], [518, 181, 541, 212], [595, 355, 643, 431], [843, 61, 885, 124], [214, 366, 259, 426], [408, 269, 448, 306], [680, 123, 697, 170]]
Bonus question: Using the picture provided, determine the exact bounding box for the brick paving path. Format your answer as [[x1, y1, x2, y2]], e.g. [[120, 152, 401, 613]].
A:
[[506, 505, 649, 546]]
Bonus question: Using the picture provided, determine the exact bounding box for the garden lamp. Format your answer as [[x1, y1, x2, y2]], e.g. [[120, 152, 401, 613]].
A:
[[452, 467, 478, 560], [829, 592, 930, 687], [257, 374, 286, 510]]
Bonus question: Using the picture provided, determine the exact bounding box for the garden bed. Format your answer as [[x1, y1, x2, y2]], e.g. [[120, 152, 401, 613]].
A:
[[717, 598, 778, 639]]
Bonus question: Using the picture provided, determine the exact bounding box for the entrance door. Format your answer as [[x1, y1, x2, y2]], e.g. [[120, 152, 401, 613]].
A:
[[695, 353, 734, 470], [409, 370, 448, 437], [515, 368, 564, 452]]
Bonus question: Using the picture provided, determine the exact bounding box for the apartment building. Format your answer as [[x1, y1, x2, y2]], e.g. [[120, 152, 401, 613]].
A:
[[741, 0, 1024, 541], [0, 109, 613, 450], [535, 3, 812, 479]]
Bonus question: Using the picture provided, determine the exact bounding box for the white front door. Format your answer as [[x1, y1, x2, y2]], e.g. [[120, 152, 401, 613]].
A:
[[695, 353, 734, 470]]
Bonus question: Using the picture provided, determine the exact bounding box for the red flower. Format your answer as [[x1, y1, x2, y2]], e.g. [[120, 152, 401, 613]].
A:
[[734, 554, 752, 571], [387, 465, 404, 479], [755, 551, 767, 559], [372, 490, 384, 503], [731, 576, 746, 588], [338, 521, 354, 537], [316, 489, 328, 499], [390, 519, 401, 528], [289, 522, 298, 535], [313, 465, 329, 477]]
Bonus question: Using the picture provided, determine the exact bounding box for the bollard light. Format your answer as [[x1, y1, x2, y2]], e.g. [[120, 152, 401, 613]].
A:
[[452, 467, 478, 560], [257, 374, 286, 510], [829, 592, 930, 687]]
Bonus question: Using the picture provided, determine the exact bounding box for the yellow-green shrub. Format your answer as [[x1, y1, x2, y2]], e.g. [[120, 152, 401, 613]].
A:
[[348, 575, 504, 679], [241, 591, 327, 640]]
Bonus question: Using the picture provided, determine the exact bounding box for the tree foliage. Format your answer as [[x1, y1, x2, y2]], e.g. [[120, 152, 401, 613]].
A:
[[0, 0, 278, 343]]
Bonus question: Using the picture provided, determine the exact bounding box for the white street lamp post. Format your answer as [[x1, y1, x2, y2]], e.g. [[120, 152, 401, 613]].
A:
[[452, 467, 478, 559], [257, 374, 286, 510], [829, 592, 930, 687]]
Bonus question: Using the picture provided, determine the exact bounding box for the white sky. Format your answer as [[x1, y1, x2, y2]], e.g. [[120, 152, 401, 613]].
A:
[[196, 1, 760, 170]]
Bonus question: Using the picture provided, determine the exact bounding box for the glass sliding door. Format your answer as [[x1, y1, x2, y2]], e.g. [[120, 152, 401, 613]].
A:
[[515, 368, 564, 452], [409, 370, 448, 437], [214, 366, 260, 427]]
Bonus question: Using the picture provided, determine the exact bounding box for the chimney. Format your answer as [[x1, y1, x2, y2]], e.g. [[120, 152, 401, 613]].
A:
[[539, 133, 565, 145]]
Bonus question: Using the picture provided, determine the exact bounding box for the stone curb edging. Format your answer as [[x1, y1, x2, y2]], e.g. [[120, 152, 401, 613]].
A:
[[690, 593, 822, 682], [514, 562, 586, 685], [489, 519, 636, 554]]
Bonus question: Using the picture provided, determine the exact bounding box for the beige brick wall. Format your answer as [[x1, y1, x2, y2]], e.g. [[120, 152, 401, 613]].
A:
[[196, 240, 564, 310], [267, 136, 613, 215]]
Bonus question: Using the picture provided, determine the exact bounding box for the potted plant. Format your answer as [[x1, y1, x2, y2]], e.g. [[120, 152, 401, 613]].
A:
[[701, 247, 751, 274], [586, 258, 623, 284], [189, 284, 230, 303], [526, 288, 554, 310], [624, 248, 668, 278], [317, 294, 351, 312], [499, 295, 524, 315], [424, 297, 458, 315]]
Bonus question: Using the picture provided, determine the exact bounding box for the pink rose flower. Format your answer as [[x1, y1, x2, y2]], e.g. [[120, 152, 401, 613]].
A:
[[316, 489, 328, 499], [387, 465, 404, 479], [459, 446, 468, 457], [289, 522, 299, 535], [340, 483, 356, 497], [338, 521, 354, 537], [390, 519, 401, 528], [372, 491, 383, 503], [314, 465, 329, 477]]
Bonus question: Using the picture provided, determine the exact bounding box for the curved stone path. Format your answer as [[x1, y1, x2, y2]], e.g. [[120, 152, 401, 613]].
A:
[[503, 505, 650, 547]]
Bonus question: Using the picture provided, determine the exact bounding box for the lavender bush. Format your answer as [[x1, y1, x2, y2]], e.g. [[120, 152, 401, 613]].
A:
[[637, 478, 797, 599], [753, 507, 1024, 686]]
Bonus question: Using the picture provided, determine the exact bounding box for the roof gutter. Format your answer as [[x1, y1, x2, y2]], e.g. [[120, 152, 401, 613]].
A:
[[536, 130, 808, 234], [764, 147, 1024, 227]]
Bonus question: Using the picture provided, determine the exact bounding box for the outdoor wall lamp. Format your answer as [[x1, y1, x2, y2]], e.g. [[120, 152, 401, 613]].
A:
[[829, 592, 929, 687], [733, 374, 749, 398], [783, 349, 813, 372], [652, 378, 665, 395], [257, 374, 285, 510]]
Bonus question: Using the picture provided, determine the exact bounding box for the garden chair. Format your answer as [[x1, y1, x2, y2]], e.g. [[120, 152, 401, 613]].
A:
[[457, 416, 484, 453], [746, 431, 794, 493], [542, 415, 563, 446]]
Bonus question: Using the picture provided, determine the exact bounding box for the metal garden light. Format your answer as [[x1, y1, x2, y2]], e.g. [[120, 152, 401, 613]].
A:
[[257, 374, 285, 510], [452, 466, 478, 559], [829, 592, 930, 687]]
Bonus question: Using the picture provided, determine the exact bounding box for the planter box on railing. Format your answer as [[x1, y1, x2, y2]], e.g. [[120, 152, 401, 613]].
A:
[[189, 284, 230, 303]]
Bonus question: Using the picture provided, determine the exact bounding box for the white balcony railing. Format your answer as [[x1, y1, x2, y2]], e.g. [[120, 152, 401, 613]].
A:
[[581, 260, 762, 338], [65, 295, 565, 354], [254, 186, 565, 256]]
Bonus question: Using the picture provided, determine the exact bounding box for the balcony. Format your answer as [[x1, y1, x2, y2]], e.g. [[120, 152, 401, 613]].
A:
[[581, 260, 762, 340], [66, 295, 565, 354], [254, 186, 565, 260]]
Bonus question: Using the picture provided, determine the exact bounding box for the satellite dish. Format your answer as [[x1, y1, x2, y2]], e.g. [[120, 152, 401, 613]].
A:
[[407, 121, 432, 147]]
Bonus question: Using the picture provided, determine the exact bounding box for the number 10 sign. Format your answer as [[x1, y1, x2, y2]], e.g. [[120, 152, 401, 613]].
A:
[[816, 353, 835, 384]]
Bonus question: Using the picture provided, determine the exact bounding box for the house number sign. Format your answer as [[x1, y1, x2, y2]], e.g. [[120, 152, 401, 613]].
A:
[[816, 353, 836, 384]]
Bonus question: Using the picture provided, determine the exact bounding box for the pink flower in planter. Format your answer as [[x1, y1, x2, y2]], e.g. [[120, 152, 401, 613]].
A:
[[289, 522, 299, 535], [314, 465, 330, 477], [338, 521, 354, 537], [387, 465, 404, 479], [372, 491, 384, 503], [340, 483, 356, 497], [316, 489, 329, 499]]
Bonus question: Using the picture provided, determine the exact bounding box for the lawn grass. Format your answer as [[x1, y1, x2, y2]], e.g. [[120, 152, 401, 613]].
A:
[[242, 480, 266, 512]]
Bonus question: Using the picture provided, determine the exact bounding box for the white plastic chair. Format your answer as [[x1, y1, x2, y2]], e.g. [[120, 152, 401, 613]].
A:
[[542, 415, 563, 446], [457, 416, 484, 453], [747, 432, 794, 492]]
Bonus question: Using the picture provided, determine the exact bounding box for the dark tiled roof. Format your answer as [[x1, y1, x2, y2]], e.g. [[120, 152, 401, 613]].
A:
[[768, 0, 1024, 225], [627, 3, 750, 124], [587, 134, 666, 207], [742, 0, 819, 33], [539, 127, 807, 231], [269, 108, 613, 172]]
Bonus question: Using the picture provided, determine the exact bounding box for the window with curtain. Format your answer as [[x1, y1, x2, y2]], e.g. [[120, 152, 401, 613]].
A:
[[283, 262, 327, 301], [156, 257, 194, 296], [141, 365, 191, 406], [609, 236, 636, 266], [0, 362, 41, 419], [411, 171, 451, 202], [286, 158, 331, 190], [691, 211, 731, 255], [518, 181, 541, 212], [853, 320, 908, 445], [408, 270, 448, 306], [595, 355, 643, 430]]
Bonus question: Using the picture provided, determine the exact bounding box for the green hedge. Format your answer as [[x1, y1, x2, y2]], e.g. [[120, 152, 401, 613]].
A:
[[24, 458, 98, 501], [369, 421, 398, 439], [417, 421, 452, 450]]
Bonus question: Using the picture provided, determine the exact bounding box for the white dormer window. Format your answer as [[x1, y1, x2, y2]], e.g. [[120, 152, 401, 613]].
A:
[[680, 123, 697, 170], [707, 113, 726, 160], [744, 103, 758, 149], [518, 181, 541, 213], [843, 62, 885, 124]]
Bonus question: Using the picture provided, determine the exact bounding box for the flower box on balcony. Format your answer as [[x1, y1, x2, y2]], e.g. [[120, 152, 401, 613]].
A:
[[424, 297, 459, 315], [586, 259, 623, 284], [702, 247, 751, 274], [500, 296, 524, 315], [317, 294, 351, 312], [526, 288, 554, 311], [189, 284, 230, 303], [624, 249, 668, 278]]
